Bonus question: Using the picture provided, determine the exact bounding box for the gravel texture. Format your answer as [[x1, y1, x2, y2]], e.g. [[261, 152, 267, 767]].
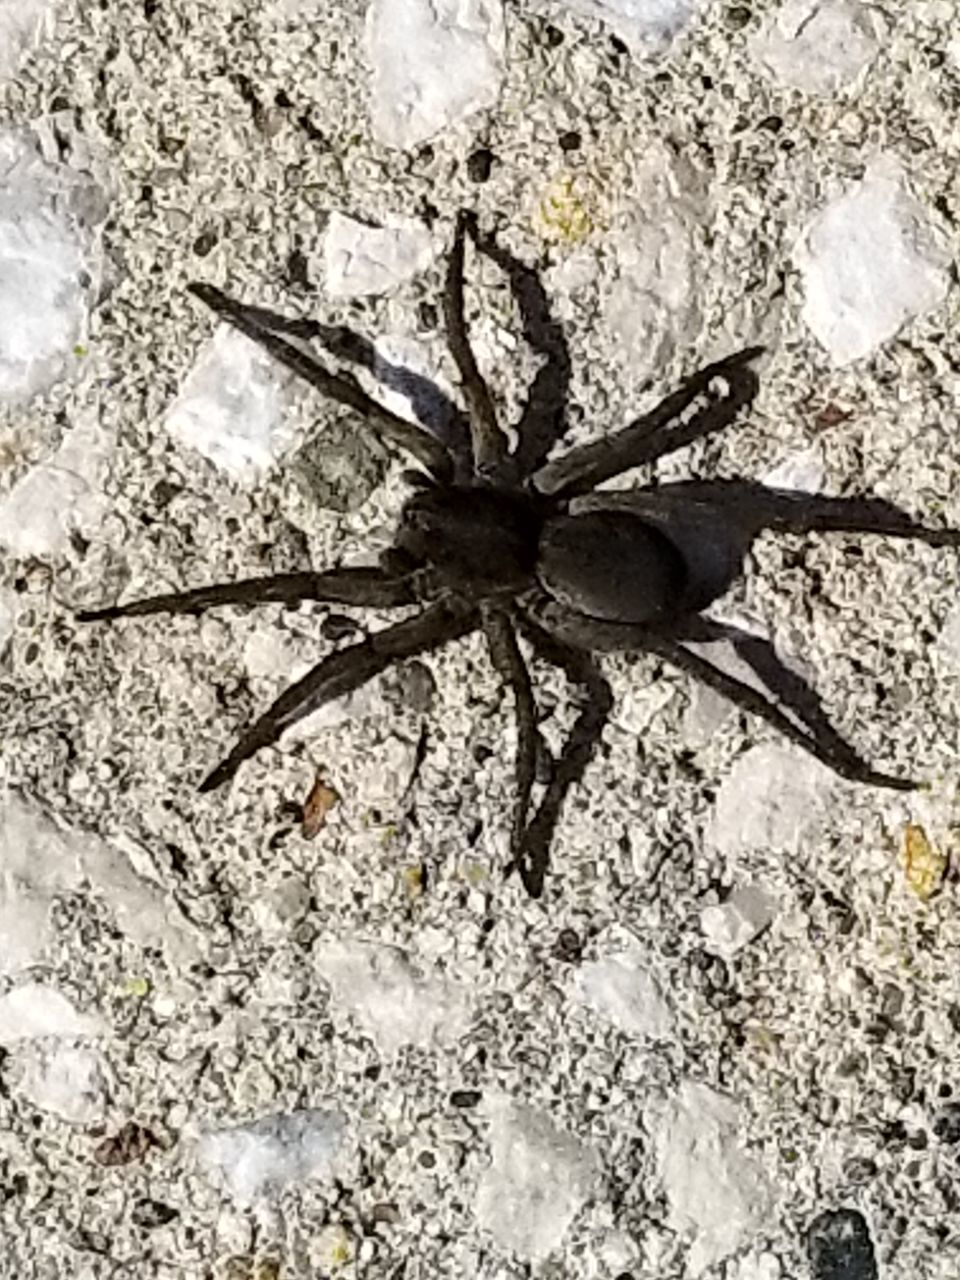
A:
[[2, 2, 960, 1278]]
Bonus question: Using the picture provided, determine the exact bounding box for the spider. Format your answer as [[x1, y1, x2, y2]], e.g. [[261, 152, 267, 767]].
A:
[[80, 211, 960, 897]]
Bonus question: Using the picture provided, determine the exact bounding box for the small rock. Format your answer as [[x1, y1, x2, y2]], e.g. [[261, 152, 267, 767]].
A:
[[573, 933, 673, 1039], [250, 875, 312, 935], [466, 147, 495, 183], [655, 1081, 771, 1274], [366, 0, 505, 149], [0, 414, 113, 558], [700, 885, 778, 959], [0, 586, 17, 651], [476, 1096, 598, 1261], [753, 0, 881, 94], [323, 211, 435, 299], [763, 445, 826, 493], [197, 1108, 347, 1205], [10, 1043, 107, 1123], [729, 1253, 783, 1280], [290, 415, 389, 512], [131, 1198, 179, 1229], [934, 603, 960, 674], [0, 794, 199, 975], [601, 145, 706, 375], [353, 736, 420, 808], [313, 1223, 354, 1269], [558, 0, 704, 55], [0, 984, 104, 1043], [0, 125, 106, 403], [93, 1121, 160, 1167], [450, 1089, 481, 1108], [807, 1208, 877, 1280], [313, 939, 471, 1054], [932, 1102, 960, 1144], [0, 0, 56, 80], [708, 744, 837, 862], [165, 324, 296, 483], [793, 156, 951, 365]]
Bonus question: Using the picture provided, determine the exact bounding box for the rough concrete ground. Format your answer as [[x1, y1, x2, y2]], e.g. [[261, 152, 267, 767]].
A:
[[2, 1, 960, 1277]]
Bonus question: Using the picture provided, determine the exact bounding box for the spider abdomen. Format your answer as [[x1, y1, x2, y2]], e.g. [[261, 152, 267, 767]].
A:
[[536, 510, 686, 624]]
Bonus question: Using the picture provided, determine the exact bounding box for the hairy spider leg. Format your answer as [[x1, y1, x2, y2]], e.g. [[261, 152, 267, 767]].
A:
[[77, 567, 417, 622], [463, 213, 572, 480], [529, 598, 917, 792], [512, 613, 614, 897], [482, 605, 539, 866], [673, 615, 905, 786], [532, 346, 763, 499], [442, 212, 510, 480], [188, 282, 453, 481], [200, 602, 476, 793], [204, 295, 474, 472], [590, 479, 960, 551]]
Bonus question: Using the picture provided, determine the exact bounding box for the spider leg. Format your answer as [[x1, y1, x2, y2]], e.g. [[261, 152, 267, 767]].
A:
[[482, 605, 539, 869], [532, 346, 763, 499], [76, 566, 417, 622], [512, 610, 614, 897], [673, 615, 900, 784], [464, 214, 571, 480], [200, 601, 476, 793], [527, 597, 916, 791], [188, 283, 454, 481], [225, 298, 473, 469], [442, 211, 510, 480], [717, 482, 960, 549]]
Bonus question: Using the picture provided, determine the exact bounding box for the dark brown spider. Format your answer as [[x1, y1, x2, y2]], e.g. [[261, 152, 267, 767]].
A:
[[80, 212, 960, 897]]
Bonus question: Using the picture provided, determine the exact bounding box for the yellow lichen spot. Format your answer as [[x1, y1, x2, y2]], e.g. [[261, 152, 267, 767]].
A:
[[73, 343, 87, 358], [316, 1224, 353, 1270], [901, 823, 948, 901], [462, 860, 489, 886], [401, 864, 425, 898], [379, 823, 398, 847], [535, 173, 596, 244], [123, 976, 150, 998], [254, 1260, 281, 1280]]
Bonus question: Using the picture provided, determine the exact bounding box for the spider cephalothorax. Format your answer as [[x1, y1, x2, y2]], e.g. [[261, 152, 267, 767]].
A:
[[81, 212, 960, 896]]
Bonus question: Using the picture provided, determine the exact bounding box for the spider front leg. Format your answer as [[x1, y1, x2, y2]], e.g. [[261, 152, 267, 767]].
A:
[[442, 212, 511, 480], [77, 566, 417, 622], [188, 283, 453, 481], [200, 601, 477, 792], [463, 214, 571, 479], [532, 346, 763, 499], [529, 598, 916, 792]]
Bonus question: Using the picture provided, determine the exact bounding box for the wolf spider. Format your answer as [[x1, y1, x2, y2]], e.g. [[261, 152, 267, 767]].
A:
[[80, 212, 960, 897]]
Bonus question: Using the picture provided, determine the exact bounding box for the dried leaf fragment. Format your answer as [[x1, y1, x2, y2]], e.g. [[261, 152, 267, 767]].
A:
[[93, 1120, 160, 1167], [901, 823, 947, 901], [302, 774, 340, 839]]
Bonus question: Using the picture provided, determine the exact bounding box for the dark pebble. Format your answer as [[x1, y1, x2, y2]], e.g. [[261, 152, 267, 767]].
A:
[[558, 130, 581, 152], [450, 1089, 481, 1109], [466, 148, 495, 183], [933, 1102, 960, 1143], [807, 1208, 878, 1280], [553, 928, 582, 963], [321, 613, 361, 641], [131, 1199, 178, 1229]]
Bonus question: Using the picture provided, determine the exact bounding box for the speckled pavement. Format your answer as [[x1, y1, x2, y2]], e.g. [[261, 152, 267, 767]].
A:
[[2, 3, 960, 1278]]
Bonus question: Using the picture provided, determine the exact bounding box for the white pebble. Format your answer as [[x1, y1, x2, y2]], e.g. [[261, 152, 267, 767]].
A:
[[793, 156, 950, 365], [366, 0, 505, 149]]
